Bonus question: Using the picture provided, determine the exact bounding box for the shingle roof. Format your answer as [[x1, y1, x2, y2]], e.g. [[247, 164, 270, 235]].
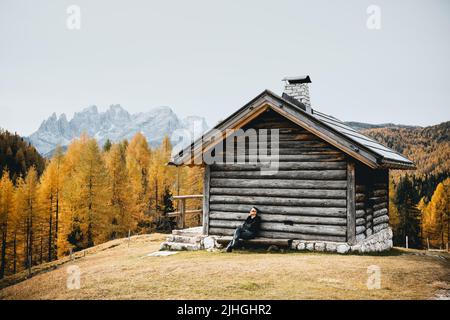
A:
[[170, 90, 415, 170], [310, 110, 414, 167]]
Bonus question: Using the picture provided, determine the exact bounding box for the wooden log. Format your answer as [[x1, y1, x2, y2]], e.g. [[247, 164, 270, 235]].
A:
[[253, 140, 329, 148], [209, 195, 346, 208], [221, 154, 346, 162], [356, 193, 366, 202], [209, 211, 347, 225], [347, 162, 356, 245], [209, 187, 347, 199], [356, 210, 365, 218], [368, 196, 388, 204], [209, 220, 346, 236], [211, 161, 347, 171], [210, 170, 346, 180], [209, 203, 347, 217], [373, 223, 389, 233], [356, 225, 366, 235], [356, 202, 365, 210], [372, 202, 387, 211], [373, 208, 388, 218], [372, 189, 387, 197], [365, 221, 373, 229], [208, 227, 347, 242], [356, 234, 366, 242], [373, 215, 389, 225], [365, 228, 373, 237], [202, 166, 210, 235], [226, 149, 340, 157], [215, 237, 292, 247], [210, 178, 347, 189], [356, 218, 366, 226], [277, 133, 318, 141]]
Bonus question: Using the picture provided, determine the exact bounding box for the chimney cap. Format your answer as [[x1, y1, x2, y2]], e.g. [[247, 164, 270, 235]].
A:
[[282, 75, 311, 84]]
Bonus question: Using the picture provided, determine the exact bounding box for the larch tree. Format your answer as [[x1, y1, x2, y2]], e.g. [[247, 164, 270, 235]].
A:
[[60, 136, 111, 252], [126, 133, 152, 231], [0, 169, 14, 278], [427, 179, 450, 248], [14, 167, 39, 269], [105, 142, 134, 238], [37, 146, 64, 261], [149, 136, 175, 213]]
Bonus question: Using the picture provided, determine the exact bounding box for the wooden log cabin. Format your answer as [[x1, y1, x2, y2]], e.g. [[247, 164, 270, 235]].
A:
[[169, 76, 415, 252]]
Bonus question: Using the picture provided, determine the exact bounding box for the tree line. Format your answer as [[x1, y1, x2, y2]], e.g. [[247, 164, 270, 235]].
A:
[[389, 173, 449, 249], [0, 129, 45, 181], [0, 132, 202, 278], [364, 123, 449, 249]]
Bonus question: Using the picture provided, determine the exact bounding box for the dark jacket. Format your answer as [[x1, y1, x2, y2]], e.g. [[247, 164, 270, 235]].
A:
[[242, 215, 261, 234]]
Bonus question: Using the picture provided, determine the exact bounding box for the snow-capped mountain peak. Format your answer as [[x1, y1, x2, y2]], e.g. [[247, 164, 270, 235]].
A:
[[28, 105, 209, 156]]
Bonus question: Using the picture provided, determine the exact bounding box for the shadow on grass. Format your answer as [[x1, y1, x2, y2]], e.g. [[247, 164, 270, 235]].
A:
[[218, 247, 406, 257]]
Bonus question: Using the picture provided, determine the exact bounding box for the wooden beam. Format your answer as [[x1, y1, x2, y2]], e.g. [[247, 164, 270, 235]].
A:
[[346, 162, 356, 245], [202, 166, 210, 235], [178, 198, 186, 229], [215, 237, 292, 247]]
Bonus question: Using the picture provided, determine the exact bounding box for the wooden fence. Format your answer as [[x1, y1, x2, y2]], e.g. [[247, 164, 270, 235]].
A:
[[167, 195, 203, 229]]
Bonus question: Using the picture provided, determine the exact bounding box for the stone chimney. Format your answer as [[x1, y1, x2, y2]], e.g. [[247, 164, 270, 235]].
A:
[[282, 75, 312, 113]]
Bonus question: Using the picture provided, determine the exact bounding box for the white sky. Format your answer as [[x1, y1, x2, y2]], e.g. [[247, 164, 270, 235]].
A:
[[1, 0, 449, 135]]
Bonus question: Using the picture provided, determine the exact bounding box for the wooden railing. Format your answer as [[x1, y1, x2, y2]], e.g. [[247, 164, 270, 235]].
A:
[[167, 195, 203, 229]]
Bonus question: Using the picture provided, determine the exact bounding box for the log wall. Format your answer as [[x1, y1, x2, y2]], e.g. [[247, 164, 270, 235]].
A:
[[355, 164, 389, 242], [207, 109, 350, 242]]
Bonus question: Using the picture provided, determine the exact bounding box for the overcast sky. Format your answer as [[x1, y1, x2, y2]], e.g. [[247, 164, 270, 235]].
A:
[[1, 0, 449, 136]]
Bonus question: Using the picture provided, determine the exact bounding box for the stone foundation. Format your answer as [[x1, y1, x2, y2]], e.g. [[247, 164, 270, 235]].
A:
[[291, 227, 393, 254], [201, 228, 393, 254], [161, 227, 393, 254]]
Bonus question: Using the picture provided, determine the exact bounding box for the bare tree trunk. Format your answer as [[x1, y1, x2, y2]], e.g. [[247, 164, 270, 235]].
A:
[[55, 191, 59, 259], [48, 194, 53, 261], [39, 233, 43, 264], [13, 232, 17, 274], [0, 223, 7, 279]]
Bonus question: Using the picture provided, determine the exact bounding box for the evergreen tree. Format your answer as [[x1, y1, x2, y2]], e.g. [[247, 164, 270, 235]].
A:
[[393, 175, 421, 248], [103, 139, 112, 152]]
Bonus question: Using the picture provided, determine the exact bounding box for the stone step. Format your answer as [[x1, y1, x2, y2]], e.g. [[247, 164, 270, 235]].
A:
[[171, 229, 202, 237], [166, 235, 202, 244], [160, 241, 201, 251], [172, 226, 202, 235]]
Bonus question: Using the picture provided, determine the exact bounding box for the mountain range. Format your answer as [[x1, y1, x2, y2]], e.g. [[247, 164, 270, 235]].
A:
[[28, 105, 209, 156]]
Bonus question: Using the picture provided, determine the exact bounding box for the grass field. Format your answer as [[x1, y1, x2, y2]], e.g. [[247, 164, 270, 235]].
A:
[[0, 233, 449, 300]]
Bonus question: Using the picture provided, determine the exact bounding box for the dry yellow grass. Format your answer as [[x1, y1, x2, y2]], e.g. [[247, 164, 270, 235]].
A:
[[0, 233, 449, 300]]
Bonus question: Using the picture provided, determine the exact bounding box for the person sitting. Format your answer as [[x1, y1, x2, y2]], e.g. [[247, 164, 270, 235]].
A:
[[225, 207, 261, 252]]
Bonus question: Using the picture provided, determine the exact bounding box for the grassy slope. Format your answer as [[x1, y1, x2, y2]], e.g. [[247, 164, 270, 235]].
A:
[[0, 234, 449, 300]]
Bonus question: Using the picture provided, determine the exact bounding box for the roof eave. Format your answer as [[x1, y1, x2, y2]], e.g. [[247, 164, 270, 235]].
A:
[[379, 158, 416, 170]]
